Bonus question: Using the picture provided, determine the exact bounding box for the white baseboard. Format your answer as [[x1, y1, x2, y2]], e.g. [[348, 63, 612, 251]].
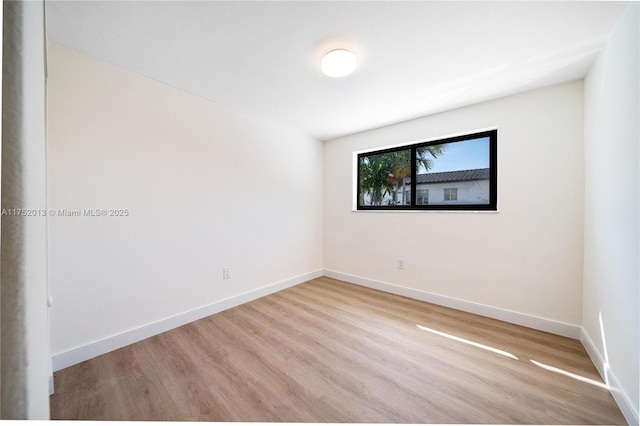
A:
[[323, 269, 581, 339], [580, 329, 638, 426], [49, 374, 54, 395], [51, 269, 324, 372]]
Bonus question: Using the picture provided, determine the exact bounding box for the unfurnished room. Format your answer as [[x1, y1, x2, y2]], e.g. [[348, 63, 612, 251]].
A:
[[1, 0, 638, 424]]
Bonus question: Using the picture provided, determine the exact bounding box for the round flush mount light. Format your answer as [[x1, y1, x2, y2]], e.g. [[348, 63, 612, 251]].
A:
[[321, 49, 357, 78]]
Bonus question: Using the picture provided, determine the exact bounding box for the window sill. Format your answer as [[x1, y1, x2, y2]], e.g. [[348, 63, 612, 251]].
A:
[[351, 209, 500, 214]]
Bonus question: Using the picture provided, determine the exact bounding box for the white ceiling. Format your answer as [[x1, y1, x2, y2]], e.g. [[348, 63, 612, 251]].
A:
[[45, 1, 628, 141]]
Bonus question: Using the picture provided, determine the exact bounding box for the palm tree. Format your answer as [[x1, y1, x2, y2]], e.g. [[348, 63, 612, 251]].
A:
[[390, 145, 445, 205], [389, 150, 411, 205], [359, 155, 394, 205], [359, 144, 445, 206], [416, 144, 445, 172]]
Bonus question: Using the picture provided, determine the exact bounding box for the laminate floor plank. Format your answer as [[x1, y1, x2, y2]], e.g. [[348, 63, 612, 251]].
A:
[[50, 277, 627, 424]]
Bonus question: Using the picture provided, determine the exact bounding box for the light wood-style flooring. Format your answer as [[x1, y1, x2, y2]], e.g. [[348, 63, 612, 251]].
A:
[[50, 277, 626, 423]]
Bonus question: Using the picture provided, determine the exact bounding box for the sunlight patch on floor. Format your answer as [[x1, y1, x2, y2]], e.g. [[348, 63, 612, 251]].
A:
[[416, 324, 519, 360], [530, 359, 609, 390]]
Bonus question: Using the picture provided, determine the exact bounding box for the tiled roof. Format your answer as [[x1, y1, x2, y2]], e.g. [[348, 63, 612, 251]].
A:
[[414, 168, 490, 184]]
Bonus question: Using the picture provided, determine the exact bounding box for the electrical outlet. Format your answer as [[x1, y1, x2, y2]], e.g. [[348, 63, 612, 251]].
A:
[[223, 267, 231, 279], [398, 259, 405, 269]]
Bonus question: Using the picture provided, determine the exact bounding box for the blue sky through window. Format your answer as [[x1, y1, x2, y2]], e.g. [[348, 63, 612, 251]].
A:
[[419, 137, 490, 173]]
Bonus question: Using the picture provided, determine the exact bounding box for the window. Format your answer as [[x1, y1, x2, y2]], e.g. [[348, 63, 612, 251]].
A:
[[402, 188, 411, 205], [357, 129, 497, 211], [443, 188, 458, 201], [417, 189, 429, 205]]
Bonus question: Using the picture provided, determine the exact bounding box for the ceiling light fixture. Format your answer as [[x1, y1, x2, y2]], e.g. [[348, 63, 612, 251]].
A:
[[321, 49, 357, 78]]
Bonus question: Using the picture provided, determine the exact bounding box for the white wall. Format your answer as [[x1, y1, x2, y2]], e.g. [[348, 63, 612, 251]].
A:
[[47, 43, 323, 360], [582, 3, 639, 424], [324, 81, 585, 328]]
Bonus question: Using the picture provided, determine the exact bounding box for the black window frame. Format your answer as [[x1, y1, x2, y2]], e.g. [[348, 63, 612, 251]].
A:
[[356, 129, 497, 211]]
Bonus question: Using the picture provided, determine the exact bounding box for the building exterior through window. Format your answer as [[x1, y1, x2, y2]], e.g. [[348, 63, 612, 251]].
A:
[[387, 168, 489, 206]]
